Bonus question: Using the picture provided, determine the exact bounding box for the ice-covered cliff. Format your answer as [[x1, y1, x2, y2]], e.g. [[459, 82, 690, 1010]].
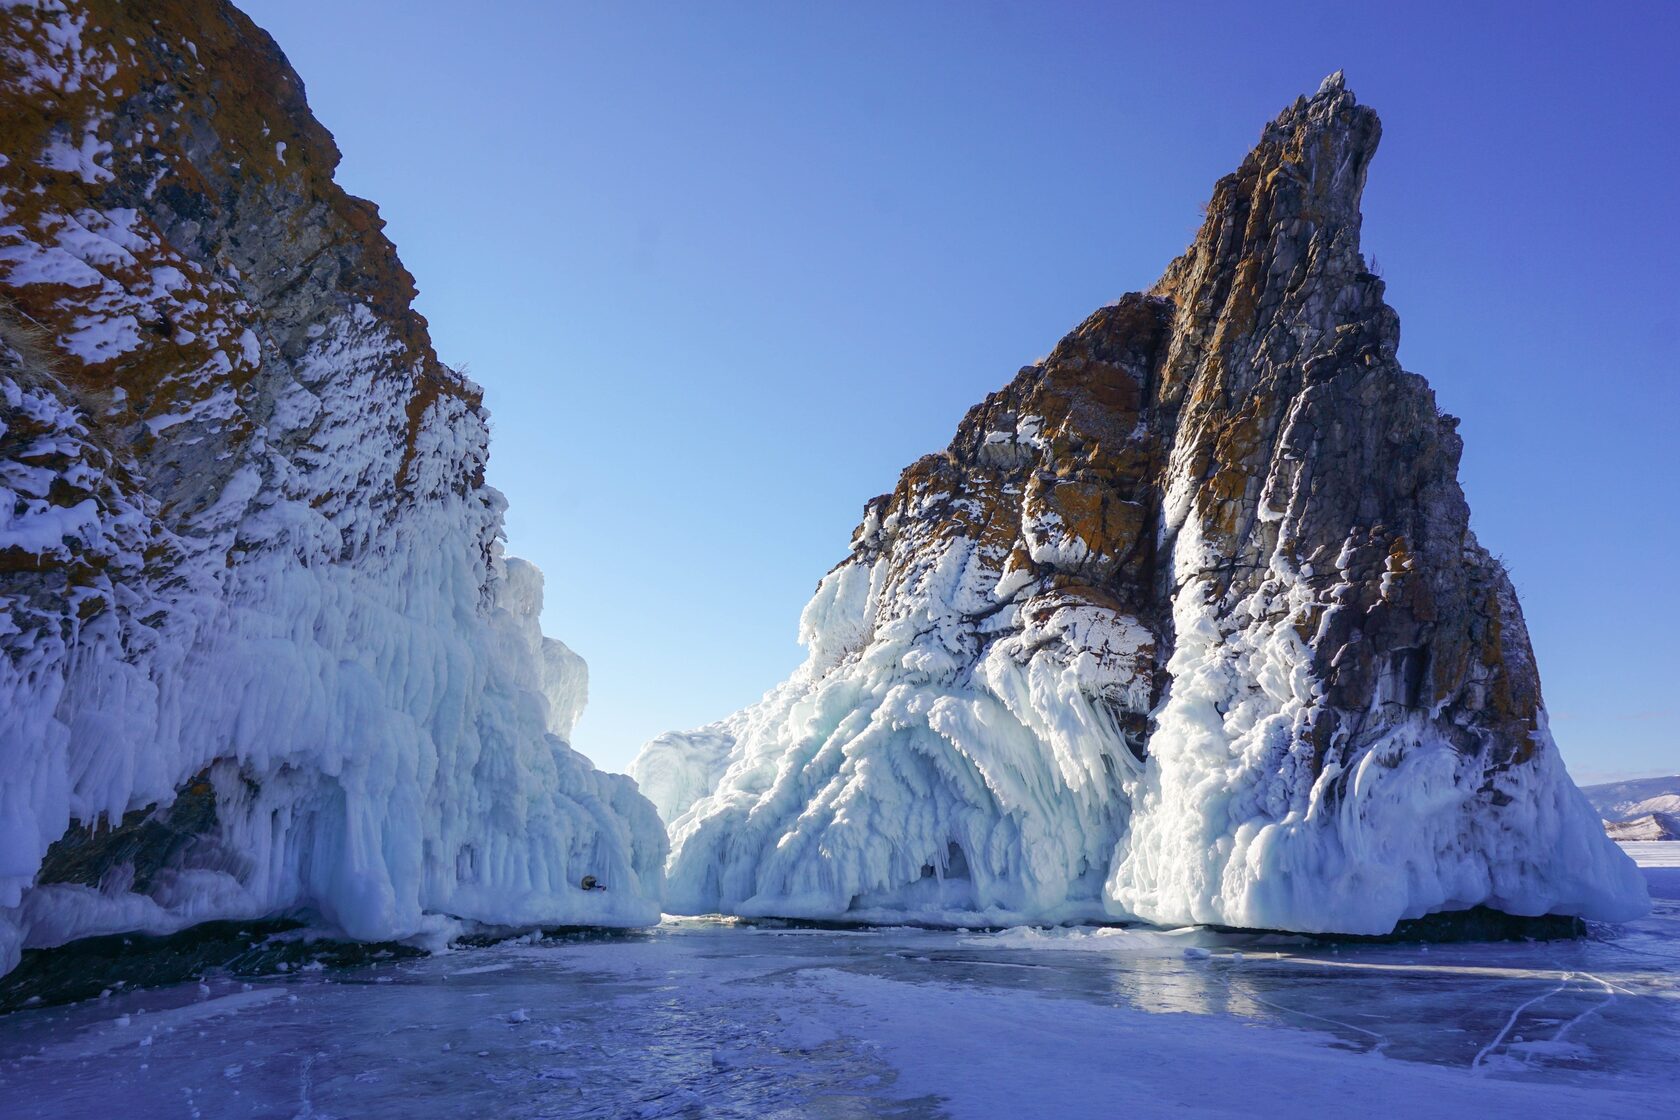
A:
[[635, 74, 1648, 933], [0, 0, 664, 977]]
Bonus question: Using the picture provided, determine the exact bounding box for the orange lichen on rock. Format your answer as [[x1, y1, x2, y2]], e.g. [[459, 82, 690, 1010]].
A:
[[0, 0, 467, 503]]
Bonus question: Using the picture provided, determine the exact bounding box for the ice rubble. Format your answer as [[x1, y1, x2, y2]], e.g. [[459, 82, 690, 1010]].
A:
[[0, 309, 665, 976]]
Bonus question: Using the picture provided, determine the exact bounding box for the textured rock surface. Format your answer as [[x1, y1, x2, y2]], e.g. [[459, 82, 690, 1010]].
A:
[[637, 74, 1647, 933], [0, 0, 664, 975]]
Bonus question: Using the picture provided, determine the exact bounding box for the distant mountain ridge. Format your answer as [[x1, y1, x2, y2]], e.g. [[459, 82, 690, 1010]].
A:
[[1583, 776, 1680, 841]]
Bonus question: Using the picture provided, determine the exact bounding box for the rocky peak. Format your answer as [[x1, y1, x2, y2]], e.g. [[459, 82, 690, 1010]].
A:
[[1155, 68, 1379, 313], [853, 75, 1501, 769], [640, 75, 1645, 935]]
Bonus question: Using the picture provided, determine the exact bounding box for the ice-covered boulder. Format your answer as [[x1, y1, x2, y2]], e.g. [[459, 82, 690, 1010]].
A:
[[0, 0, 664, 977], [639, 74, 1648, 933]]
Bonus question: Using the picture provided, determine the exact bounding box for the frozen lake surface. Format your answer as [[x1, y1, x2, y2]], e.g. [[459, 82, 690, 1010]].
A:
[[1, 845, 1675, 1119]]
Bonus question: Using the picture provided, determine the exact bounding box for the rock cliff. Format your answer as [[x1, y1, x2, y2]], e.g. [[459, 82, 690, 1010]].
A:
[[637, 74, 1647, 933], [0, 0, 664, 976]]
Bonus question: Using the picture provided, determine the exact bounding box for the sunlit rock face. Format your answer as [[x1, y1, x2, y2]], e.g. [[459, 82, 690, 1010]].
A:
[[0, 0, 664, 976], [635, 74, 1647, 933]]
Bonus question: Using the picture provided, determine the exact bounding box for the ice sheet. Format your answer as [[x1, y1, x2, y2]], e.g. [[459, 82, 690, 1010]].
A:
[[0, 855, 1673, 1119]]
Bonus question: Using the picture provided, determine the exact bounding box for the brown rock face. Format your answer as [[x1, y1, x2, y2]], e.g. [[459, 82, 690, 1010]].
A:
[[948, 75, 1528, 766], [648, 74, 1646, 933], [855, 73, 1532, 785], [0, 0, 467, 515]]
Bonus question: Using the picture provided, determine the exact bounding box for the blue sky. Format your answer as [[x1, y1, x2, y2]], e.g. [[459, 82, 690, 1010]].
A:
[[238, 1, 1677, 781]]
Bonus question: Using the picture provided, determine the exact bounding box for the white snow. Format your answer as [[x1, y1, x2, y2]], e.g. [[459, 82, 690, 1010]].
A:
[[1109, 536, 1646, 933], [1606, 814, 1680, 841], [40, 127, 113, 183], [646, 524, 1150, 924], [1628, 794, 1680, 815], [1583, 774, 1680, 821]]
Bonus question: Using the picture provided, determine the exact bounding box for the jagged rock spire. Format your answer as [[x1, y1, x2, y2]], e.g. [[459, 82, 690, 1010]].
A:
[[637, 76, 1646, 934]]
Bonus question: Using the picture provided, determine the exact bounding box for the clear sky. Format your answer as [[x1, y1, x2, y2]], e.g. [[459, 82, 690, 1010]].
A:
[[238, 0, 1677, 782]]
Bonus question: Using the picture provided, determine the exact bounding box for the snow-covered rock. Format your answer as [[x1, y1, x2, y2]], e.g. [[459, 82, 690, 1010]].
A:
[[0, 0, 664, 977], [638, 74, 1648, 934], [1604, 815, 1680, 843], [1583, 776, 1680, 841]]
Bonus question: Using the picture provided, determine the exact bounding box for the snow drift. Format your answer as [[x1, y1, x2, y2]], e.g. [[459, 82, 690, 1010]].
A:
[[635, 74, 1648, 933]]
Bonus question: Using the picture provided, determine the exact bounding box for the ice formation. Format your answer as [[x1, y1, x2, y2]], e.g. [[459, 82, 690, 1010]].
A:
[[631, 718, 742, 825], [638, 74, 1649, 933], [0, 0, 663, 976]]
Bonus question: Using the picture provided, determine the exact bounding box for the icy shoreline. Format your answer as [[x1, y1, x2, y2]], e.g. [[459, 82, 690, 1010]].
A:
[[10, 847, 1669, 1014], [0, 851, 1674, 1118]]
